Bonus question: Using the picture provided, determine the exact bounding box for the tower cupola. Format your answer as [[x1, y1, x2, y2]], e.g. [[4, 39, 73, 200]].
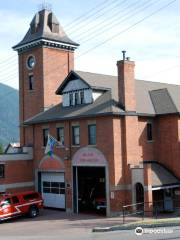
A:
[[13, 9, 79, 53]]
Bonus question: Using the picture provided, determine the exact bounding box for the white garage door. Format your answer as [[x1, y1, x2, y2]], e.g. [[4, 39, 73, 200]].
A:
[[41, 172, 65, 209]]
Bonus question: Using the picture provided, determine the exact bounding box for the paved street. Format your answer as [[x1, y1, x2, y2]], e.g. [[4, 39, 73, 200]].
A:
[[0, 209, 180, 240]]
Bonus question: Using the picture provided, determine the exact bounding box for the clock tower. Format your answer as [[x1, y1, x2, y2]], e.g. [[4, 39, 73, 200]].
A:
[[13, 8, 79, 146]]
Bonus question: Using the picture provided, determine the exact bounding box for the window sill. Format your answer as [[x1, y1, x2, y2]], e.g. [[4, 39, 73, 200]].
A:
[[87, 145, 97, 147], [147, 140, 154, 143], [71, 145, 80, 148], [56, 146, 65, 149], [28, 90, 35, 93]]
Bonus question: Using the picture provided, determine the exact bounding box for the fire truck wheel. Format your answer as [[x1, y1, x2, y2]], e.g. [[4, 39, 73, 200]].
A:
[[28, 205, 39, 218]]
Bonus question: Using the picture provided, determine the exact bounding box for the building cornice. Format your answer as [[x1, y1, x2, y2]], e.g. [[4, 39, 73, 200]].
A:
[[23, 109, 180, 126], [13, 38, 78, 53]]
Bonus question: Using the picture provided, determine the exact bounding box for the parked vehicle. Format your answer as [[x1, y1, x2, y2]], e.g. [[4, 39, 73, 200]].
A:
[[0, 191, 43, 222], [94, 197, 106, 210]]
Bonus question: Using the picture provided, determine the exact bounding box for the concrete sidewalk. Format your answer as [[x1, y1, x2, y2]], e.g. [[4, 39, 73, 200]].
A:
[[93, 217, 180, 232]]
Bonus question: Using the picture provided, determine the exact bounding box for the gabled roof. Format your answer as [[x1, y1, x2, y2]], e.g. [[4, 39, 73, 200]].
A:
[[55, 71, 92, 94], [24, 70, 180, 125], [55, 70, 113, 94], [13, 9, 79, 50], [57, 70, 180, 115]]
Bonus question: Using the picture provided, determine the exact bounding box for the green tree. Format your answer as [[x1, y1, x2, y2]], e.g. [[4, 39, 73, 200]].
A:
[[0, 143, 4, 154]]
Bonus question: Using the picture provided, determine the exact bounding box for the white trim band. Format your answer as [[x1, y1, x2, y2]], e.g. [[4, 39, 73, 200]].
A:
[[0, 181, 34, 192], [0, 154, 33, 161], [13, 39, 78, 51], [151, 184, 180, 190]]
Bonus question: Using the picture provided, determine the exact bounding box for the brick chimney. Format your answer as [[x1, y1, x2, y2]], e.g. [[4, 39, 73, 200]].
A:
[[117, 51, 136, 112]]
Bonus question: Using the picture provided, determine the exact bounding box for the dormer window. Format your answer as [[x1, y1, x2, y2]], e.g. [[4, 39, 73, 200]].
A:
[[80, 91, 84, 104], [68, 91, 87, 106], [64, 89, 92, 107], [70, 93, 73, 106], [75, 92, 79, 105], [61, 77, 95, 107]]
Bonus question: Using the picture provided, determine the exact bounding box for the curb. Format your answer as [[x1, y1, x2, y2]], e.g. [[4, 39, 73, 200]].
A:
[[92, 221, 180, 232]]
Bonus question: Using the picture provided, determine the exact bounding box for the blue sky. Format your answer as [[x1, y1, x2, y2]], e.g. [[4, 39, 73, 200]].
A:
[[1, 0, 180, 89]]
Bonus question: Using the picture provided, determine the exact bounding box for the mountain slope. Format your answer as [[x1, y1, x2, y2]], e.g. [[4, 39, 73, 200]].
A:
[[0, 83, 19, 146]]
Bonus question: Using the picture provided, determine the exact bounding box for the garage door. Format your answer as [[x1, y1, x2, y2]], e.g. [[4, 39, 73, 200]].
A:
[[41, 172, 65, 209]]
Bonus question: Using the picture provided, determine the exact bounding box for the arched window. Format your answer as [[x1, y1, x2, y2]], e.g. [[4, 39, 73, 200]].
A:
[[135, 182, 144, 211]]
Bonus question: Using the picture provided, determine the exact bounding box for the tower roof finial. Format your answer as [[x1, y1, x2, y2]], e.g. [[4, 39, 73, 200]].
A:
[[38, 1, 52, 11]]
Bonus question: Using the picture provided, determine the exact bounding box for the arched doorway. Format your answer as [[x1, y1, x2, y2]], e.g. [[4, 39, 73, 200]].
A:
[[135, 183, 144, 211], [72, 147, 109, 215]]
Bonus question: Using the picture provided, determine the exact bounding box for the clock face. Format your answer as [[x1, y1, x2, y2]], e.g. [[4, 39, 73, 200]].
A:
[[27, 56, 35, 69]]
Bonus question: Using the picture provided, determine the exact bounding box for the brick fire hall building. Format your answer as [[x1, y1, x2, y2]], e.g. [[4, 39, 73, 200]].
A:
[[1, 8, 180, 216]]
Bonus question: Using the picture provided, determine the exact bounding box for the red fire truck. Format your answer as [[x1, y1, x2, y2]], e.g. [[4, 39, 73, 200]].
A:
[[0, 191, 43, 221]]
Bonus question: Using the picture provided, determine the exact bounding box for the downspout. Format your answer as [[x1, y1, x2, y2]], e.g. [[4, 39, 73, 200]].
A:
[[20, 53, 25, 146], [67, 52, 70, 74], [68, 120, 72, 161]]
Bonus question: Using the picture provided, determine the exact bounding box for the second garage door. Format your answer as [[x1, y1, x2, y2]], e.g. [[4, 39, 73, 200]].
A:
[[41, 172, 65, 209]]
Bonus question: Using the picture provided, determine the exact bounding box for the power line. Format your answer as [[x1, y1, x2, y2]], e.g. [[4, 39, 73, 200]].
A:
[[0, 0, 177, 97], [65, 0, 119, 31], [67, 0, 128, 34], [78, 0, 158, 43], [0, 0, 116, 66], [0, 0, 160, 80], [0, 63, 18, 75], [0, 54, 16, 65], [73, 0, 140, 40], [0, 0, 125, 69], [77, 0, 177, 59], [0, 1, 148, 82], [33, 0, 178, 82], [0, 0, 176, 75], [142, 64, 180, 79], [0, 0, 177, 141]]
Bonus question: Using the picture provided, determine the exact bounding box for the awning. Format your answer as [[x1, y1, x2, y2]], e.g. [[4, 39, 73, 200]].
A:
[[145, 161, 180, 190]]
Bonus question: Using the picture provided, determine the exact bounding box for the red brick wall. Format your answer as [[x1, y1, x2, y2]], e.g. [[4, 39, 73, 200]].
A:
[[110, 190, 132, 212], [43, 48, 74, 108], [19, 47, 44, 145], [25, 112, 180, 213], [0, 160, 33, 184], [7, 186, 34, 193], [32, 115, 153, 212], [0, 160, 33, 193], [19, 47, 74, 146], [33, 116, 115, 170], [33, 116, 117, 210], [155, 115, 180, 177], [138, 117, 155, 161]]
